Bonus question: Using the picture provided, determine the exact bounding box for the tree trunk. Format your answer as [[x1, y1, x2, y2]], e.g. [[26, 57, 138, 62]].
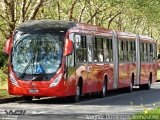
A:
[[57, 0, 60, 20], [28, 0, 44, 20], [108, 11, 122, 29], [68, 0, 78, 21], [20, 0, 26, 23]]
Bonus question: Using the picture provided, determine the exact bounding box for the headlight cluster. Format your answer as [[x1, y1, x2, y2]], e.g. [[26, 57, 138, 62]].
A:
[[9, 73, 18, 86], [49, 74, 62, 87]]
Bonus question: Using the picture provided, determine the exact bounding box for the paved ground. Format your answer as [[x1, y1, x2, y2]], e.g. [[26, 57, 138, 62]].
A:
[[0, 82, 160, 120]]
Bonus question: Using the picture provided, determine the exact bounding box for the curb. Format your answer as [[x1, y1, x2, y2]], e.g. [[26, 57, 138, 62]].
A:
[[0, 97, 23, 104]]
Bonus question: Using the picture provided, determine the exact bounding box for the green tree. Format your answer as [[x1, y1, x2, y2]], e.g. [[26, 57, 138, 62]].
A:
[[0, 0, 44, 38]]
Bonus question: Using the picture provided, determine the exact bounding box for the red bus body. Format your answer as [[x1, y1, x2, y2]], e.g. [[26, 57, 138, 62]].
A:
[[4, 20, 157, 100]]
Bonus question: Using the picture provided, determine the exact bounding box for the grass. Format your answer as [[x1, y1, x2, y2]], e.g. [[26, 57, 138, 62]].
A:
[[0, 89, 10, 98], [0, 68, 8, 89], [0, 68, 14, 99], [157, 70, 160, 81], [130, 108, 160, 120], [0, 89, 15, 98]]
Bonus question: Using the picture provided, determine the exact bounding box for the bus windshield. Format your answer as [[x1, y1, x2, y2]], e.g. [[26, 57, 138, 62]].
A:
[[12, 32, 64, 80]]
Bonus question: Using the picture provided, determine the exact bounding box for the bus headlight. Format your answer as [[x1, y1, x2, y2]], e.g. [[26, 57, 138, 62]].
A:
[[9, 74, 18, 86], [49, 74, 62, 87]]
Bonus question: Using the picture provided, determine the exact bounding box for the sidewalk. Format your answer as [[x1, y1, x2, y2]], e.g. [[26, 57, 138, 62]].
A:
[[0, 96, 23, 104]]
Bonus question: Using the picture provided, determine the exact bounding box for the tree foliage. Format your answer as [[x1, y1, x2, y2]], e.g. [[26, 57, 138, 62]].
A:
[[0, 0, 159, 38], [0, 0, 44, 38]]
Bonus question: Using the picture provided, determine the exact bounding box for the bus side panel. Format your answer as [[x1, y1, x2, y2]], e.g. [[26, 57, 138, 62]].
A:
[[103, 64, 114, 90], [64, 67, 77, 96], [75, 64, 88, 94], [66, 63, 115, 96], [92, 63, 113, 92], [118, 63, 136, 88], [91, 64, 104, 92], [118, 63, 129, 88], [152, 62, 157, 83], [140, 63, 146, 84], [140, 63, 152, 84]]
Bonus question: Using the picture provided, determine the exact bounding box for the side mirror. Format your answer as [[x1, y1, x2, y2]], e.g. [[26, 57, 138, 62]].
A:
[[64, 39, 73, 56], [4, 38, 12, 55]]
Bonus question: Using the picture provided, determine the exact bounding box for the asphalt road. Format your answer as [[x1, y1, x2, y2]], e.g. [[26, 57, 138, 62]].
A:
[[0, 82, 160, 120]]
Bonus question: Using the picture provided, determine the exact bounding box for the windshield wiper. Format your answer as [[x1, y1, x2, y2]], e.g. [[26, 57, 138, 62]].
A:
[[20, 56, 35, 78]]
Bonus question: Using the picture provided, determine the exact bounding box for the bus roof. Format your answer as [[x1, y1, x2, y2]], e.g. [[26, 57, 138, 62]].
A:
[[15, 20, 155, 42], [15, 20, 76, 33]]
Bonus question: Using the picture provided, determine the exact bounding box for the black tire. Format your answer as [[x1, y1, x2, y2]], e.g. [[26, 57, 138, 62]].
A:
[[140, 74, 152, 90], [99, 80, 107, 98], [126, 77, 133, 93], [146, 79, 151, 89], [71, 84, 81, 102], [23, 96, 33, 101], [139, 78, 151, 90]]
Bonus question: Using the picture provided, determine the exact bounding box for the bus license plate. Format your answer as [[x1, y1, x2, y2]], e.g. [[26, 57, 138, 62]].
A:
[[29, 89, 38, 93]]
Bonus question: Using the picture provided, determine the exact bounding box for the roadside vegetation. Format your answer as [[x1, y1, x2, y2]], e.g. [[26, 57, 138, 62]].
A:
[[157, 70, 160, 81], [0, 65, 9, 98], [0, 39, 9, 98], [130, 107, 160, 120]]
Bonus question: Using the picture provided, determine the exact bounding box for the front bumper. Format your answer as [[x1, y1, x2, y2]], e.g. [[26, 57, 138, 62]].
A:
[[8, 83, 67, 97]]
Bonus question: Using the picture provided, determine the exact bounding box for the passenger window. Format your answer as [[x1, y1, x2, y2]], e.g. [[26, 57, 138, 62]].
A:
[[150, 44, 153, 61], [153, 43, 157, 61], [123, 41, 128, 61], [128, 41, 132, 61], [125, 41, 128, 61], [103, 38, 113, 62], [140, 43, 144, 61], [93, 37, 104, 62], [130, 41, 136, 62], [119, 40, 124, 62], [75, 35, 87, 62], [144, 43, 148, 61], [119, 40, 133, 62], [148, 44, 151, 61]]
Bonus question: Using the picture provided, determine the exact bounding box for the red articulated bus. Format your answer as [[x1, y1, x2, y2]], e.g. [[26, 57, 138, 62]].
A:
[[4, 20, 157, 102]]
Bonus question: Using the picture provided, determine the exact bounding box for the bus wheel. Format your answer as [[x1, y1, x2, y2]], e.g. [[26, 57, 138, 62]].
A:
[[71, 84, 81, 102], [99, 80, 107, 98], [140, 77, 151, 90], [140, 73, 152, 90], [127, 77, 133, 93], [23, 96, 33, 101], [147, 78, 151, 89]]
